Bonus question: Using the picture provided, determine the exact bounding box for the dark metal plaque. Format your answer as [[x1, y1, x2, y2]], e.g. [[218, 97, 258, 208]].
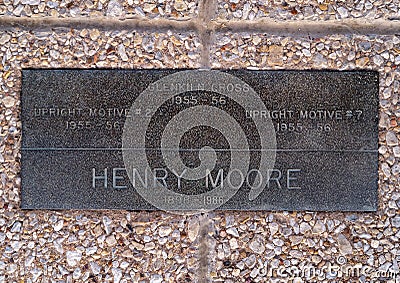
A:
[[21, 69, 378, 211]]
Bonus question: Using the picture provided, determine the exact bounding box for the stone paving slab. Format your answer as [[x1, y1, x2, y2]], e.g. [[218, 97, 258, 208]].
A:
[[216, 0, 400, 21], [0, 29, 202, 281], [0, 0, 199, 18], [208, 33, 400, 282]]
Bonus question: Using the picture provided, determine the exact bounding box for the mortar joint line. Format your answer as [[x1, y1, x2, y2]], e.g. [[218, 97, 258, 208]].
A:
[[197, 0, 218, 69], [1, 16, 400, 35]]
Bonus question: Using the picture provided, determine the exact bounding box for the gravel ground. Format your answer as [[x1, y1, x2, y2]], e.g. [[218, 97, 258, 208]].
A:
[[217, 0, 400, 21], [0, 2, 400, 283], [0, 0, 199, 18]]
